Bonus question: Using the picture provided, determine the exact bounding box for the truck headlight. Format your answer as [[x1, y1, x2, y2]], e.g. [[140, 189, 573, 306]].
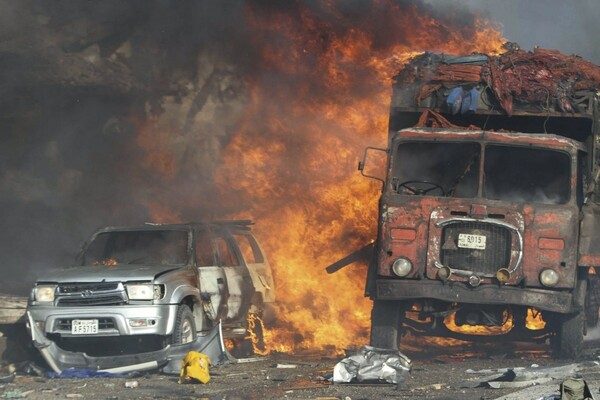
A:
[[391, 257, 412, 277], [540, 269, 559, 287], [126, 284, 161, 300], [34, 285, 57, 302]]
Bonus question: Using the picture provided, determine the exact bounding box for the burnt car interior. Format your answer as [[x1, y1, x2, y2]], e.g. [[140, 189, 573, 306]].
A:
[[82, 230, 189, 266]]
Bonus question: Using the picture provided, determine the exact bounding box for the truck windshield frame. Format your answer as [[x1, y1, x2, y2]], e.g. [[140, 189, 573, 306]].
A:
[[81, 229, 190, 266], [391, 140, 573, 205], [483, 144, 572, 205], [391, 141, 481, 199]]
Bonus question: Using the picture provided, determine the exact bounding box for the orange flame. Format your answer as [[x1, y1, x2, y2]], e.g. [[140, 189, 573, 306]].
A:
[[444, 311, 514, 336], [140, 1, 506, 353], [525, 308, 546, 330]]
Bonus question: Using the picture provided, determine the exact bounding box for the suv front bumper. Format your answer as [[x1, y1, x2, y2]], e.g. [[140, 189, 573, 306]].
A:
[[28, 304, 179, 337], [26, 311, 229, 374]]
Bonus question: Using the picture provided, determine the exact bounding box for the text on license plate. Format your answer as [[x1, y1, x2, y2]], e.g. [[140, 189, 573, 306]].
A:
[[458, 233, 486, 250], [72, 319, 98, 335]]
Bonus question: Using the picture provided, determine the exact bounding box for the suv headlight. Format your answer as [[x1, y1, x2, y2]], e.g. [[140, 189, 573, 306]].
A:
[[34, 285, 57, 302], [126, 284, 162, 300]]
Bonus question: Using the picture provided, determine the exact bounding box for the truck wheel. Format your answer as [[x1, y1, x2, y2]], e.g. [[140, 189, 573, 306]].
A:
[[370, 300, 403, 349], [585, 274, 600, 328], [172, 304, 197, 344], [553, 311, 583, 359]]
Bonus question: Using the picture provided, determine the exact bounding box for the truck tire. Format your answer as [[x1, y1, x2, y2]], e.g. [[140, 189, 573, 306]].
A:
[[172, 304, 197, 344], [553, 311, 584, 359], [585, 274, 600, 328], [369, 300, 403, 349]]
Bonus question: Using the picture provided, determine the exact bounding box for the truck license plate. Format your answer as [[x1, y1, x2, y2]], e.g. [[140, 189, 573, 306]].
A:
[[458, 233, 486, 250], [71, 319, 98, 335]]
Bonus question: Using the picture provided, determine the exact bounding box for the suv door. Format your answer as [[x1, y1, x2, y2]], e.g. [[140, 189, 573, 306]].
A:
[[195, 228, 228, 322], [231, 231, 275, 303], [213, 228, 254, 323]]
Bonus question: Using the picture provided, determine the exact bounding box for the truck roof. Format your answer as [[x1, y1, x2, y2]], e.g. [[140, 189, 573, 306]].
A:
[[394, 127, 586, 152]]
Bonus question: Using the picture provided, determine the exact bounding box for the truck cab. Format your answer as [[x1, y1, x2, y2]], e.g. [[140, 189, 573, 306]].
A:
[[361, 49, 600, 358]]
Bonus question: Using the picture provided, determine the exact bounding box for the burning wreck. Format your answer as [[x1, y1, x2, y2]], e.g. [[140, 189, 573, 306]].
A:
[[26, 221, 275, 372], [358, 46, 600, 358]]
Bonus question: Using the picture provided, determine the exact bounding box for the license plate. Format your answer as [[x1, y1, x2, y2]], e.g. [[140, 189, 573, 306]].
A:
[[458, 233, 486, 250], [71, 319, 98, 335]]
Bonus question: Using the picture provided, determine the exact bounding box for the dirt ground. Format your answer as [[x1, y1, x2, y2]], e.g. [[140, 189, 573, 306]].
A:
[[2, 336, 600, 400]]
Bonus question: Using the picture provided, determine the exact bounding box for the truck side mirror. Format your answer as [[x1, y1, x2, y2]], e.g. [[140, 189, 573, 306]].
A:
[[359, 146, 388, 189]]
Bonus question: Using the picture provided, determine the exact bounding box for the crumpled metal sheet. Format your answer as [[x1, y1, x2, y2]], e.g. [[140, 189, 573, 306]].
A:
[[332, 346, 411, 384]]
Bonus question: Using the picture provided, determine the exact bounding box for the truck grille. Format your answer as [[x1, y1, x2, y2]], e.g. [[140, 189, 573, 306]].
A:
[[440, 221, 511, 274], [56, 282, 127, 307], [55, 318, 115, 331]]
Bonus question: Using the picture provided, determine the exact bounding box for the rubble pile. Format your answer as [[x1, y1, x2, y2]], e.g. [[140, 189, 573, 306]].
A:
[[396, 45, 600, 116]]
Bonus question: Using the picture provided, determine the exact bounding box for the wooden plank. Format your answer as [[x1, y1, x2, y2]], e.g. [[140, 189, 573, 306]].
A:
[[0, 295, 28, 324]]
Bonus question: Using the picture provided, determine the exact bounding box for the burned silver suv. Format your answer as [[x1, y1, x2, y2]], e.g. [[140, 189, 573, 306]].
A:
[[27, 220, 275, 367]]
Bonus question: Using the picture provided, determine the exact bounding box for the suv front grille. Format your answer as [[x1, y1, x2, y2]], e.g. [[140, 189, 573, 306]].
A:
[[56, 282, 127, 307], [440, 221, 511, 274], [58, 282, 119, 293]]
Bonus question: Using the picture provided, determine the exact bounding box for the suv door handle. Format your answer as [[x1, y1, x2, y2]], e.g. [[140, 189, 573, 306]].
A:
[[217, 278, 224, 284]]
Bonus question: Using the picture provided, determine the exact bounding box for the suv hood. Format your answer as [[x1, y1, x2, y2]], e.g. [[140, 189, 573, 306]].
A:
[[35, 264, 183, 283]]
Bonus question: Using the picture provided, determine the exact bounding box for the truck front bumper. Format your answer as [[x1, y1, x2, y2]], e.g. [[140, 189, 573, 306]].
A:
[[375, 279, 576, 314], [28, 304, 178, 337]]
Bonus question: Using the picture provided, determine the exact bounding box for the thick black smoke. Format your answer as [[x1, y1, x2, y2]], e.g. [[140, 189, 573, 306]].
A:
[[0, 0, 596, 295]]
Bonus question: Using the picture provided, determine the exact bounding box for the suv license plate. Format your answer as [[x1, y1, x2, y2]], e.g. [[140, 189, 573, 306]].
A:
[[72, 319, 98, 335], [458, 233, 486, 250]]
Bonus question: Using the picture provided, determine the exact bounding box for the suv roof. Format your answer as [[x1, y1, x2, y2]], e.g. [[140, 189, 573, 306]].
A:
[[94, 220, 255, 233]]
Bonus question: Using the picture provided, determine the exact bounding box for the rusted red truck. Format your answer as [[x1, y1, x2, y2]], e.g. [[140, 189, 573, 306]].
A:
[[359, 48, 600, 358]]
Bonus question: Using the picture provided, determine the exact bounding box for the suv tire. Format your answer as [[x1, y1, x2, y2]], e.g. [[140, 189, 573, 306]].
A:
[[172, 304, 197, 344]]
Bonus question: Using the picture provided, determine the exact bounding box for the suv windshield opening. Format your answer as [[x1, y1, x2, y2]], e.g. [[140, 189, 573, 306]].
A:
[[82, 230, 189, 266], [484, 145, 571, 205], [392, 142, 480, 198]]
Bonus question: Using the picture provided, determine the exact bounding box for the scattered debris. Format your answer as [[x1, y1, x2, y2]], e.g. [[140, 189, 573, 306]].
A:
[[178, 352, 211, 384], [276, 364, 297, 369], [560, 378, 595, 400], [1, 390, 34, 399], [332, 346, 411, 385], [124, 381, 139, 388], [266, 374, 288, 382], [458, 361, 599, 390]]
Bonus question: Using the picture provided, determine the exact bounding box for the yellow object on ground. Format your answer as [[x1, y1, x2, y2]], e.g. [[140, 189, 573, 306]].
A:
[[178, 351, 211, 384]]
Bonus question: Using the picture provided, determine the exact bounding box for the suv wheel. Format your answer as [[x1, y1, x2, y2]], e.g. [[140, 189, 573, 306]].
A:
[[173, 304, 197, 344]]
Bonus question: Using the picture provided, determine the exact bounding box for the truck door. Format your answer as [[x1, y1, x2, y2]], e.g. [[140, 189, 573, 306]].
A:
[[195, 228, 228, 322], [214, 231, 254, 323]]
